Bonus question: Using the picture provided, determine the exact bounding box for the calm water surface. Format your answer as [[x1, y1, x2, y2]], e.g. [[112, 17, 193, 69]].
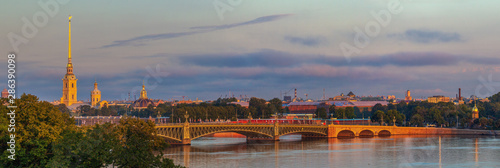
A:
[[164, 135, 500, 168]]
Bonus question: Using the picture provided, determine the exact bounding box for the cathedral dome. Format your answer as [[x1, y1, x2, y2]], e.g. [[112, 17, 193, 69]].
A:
[[131, 82, 153, 108], [131, 98, 154, 108]]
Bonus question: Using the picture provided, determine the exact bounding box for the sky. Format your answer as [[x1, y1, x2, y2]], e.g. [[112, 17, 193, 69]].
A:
[[1, 0, 500, 102]]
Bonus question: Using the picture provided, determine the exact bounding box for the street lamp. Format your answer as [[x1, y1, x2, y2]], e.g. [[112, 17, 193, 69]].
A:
[[393, 116, 396, 126]]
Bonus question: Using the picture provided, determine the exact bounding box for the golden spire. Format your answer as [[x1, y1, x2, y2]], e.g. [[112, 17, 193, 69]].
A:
[[68, 15, 72, 61], [66, 15, 74, 75], [94, 78, 98, 89]]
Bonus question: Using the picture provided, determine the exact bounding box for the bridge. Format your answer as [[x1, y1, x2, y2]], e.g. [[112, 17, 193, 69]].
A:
[[155, 121, 401, 144], [156, 117, 498, 145]]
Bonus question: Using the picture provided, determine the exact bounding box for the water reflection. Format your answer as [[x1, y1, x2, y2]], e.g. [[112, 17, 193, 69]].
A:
[[164, 135, 499, 168], [474, 138, 478, 167]]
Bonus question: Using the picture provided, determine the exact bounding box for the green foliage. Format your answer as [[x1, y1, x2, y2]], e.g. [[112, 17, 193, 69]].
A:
[[249, 97, 271, 119], [410, 114, 424, 127], [0, 94, 75, 167], [80, 105, 118, 116], [334, 107, 355, 119], [344, 107, 356, 119], [328, 105, 336, 118], [371, 110, 387, 125], [114, 118, 181, 168], [269, 98, 283, 115], [489, 92, 500, 103], [315, 107, 328, 119], [371, 103, 386, 113], [0, 94, 183, 167], [386, 109, 405, 125]]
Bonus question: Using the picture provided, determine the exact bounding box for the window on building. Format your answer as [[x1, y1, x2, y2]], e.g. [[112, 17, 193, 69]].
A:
[[72, 83, 74, 88], [72, 95, 74, 100], [66, 83, 68, 88]]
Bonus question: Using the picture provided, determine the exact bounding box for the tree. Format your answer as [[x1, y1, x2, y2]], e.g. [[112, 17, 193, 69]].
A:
[[0, 94, 75, 167], [478, 117, 489, 129], [57, 104, 71, 116], [489, 92, 500, 103], [269, 98, 283, 115], [386, 109, 405, 125], [345, 107, 356, 119], [249, 97, 269, 118], [371, 110, 387, 126], [372, 103, 386, 113], [114, 117, 181, 167], [316, 107, 328, 119], [48, 123, 120, 167], [329, 104, 336, 118], [410, 114, 424, 127], [335, 108, 346, 119]]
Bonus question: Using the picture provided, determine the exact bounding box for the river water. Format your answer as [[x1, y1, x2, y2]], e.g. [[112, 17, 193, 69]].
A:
[[164, 135, 500, 168]]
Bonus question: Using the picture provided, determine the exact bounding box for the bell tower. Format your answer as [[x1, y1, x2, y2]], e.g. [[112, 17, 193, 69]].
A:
[[61, 15, 78, 106], [91, 79, 101, 107]]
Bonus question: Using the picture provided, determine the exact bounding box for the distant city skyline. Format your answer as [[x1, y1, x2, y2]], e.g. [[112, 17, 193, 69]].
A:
[[1, 1, 500, 101]]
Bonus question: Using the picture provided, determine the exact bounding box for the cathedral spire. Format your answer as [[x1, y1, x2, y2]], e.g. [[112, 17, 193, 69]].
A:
[[67, 15, 73, 75], [61, 15, 78, 106]]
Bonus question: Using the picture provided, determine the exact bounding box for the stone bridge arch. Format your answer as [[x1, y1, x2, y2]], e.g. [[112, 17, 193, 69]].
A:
[[377, 130, 391, 136], [337, 129, 356, 138], [359, 130, 375, 137]]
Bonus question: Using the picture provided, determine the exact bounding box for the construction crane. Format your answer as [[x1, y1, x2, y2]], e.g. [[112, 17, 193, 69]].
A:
[[281, 88, 295, 99]]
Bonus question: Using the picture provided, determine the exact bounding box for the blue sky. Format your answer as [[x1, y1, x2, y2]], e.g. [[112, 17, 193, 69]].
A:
[[1, 0, 500, 102]]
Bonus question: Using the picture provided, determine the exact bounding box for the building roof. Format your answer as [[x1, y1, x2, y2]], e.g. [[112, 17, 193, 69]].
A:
[[327, 101, 388, 107], [288, 102, 321, 106], [67, 102, 91, 111]]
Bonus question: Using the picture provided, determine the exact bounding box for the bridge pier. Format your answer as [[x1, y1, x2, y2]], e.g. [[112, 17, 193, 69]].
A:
[[328, 124, 336, 138], [273, 135, 280, 141], [182, 139, 191, 145]]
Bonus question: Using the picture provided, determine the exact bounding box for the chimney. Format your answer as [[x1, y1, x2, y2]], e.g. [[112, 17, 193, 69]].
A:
[[459, 88, 462, 101]]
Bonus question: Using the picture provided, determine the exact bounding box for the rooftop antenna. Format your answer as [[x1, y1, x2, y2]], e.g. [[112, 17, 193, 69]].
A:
[[323, 88, 325, 100]]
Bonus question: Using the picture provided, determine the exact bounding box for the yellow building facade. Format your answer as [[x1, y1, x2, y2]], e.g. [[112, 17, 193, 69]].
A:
[[61, 16, 78, 106], [427, 96, 450, 103], [91, 80, 101, 107], [472, 102, 479, 120]]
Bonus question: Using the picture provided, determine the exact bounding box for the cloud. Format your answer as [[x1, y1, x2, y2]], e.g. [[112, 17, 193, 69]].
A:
[[284, 36, 327, 47], [173, 49, 303, 68], [100, 14, 291, 48], [100, 31, 209, 48], [173, 49, 478, 68], [389, 29, 463, 43], [190, 14, 291, 30]]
